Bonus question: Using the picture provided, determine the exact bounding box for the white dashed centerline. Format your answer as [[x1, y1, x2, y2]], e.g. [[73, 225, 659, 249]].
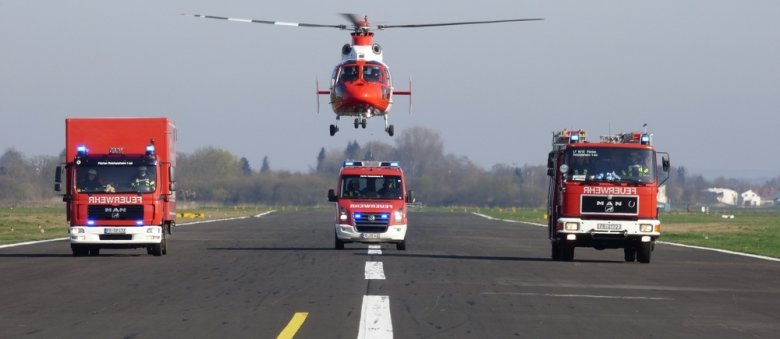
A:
[[358, 295, 393, 339], [365, 261, 386, 280], [368, 244, 382, 255], [360, 245, 393, 338]]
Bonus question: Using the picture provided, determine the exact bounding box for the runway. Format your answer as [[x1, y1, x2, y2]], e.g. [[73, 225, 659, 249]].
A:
[[1, 210, 779, 338]]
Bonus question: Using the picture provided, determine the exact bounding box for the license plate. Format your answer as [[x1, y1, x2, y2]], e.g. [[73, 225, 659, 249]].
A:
[[596, 224, 622, 230], [104, 228, 126, 234], [360, 233, 381, 239]]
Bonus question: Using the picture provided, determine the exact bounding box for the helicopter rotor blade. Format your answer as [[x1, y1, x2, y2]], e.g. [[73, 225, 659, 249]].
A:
[[377, 18, 543, 29], [182, 13, 347, 29], [340, 13, 362, 26]]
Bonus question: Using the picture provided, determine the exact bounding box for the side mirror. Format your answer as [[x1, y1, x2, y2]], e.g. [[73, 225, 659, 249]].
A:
[[546, 152, 555, 176], [328, 189, 337, 202], [168, 166, 176, 192], [662, 155, 670, 172], [54, 166, 63, 192], [406, 190, 416, 204]]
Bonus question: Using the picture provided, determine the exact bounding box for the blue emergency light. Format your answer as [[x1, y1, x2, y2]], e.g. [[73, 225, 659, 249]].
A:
[[343, 161, 363, 167], [145, 144, 155, 155], [77, 145, 88, 156], [380, 214, 389, 220], [87, 220, 95, 226], [380, 161, 400, 167], [354, 213, 362, 219], [136, 220, 144, 225], [570, 134, 580, 143], [640, 134, 650, 145]]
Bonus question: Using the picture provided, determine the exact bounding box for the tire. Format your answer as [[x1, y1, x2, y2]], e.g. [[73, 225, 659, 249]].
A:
[[150, 241, 163, 256], [396, 240, 406, 251], [387, 125, 395, 137], [335, 232, 345, 250], [88, 248, 100, 256], [551, 241, 561, 261], [161, 231, 168, 255], [361, 119, 367, 129], [559, 241, 575, 261], [330, 125, 338, 136], [71, 245, 88, 257], [637, 242, 653, 263], [624, 245, 637, 262]]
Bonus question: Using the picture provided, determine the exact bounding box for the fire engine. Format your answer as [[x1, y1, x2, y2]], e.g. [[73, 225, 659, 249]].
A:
[[54, 118, 177, 257], [546, 128, 670, 263], [328, 161, 414, 250]]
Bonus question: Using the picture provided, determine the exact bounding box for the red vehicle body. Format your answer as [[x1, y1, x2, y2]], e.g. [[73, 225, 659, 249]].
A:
[[546, 129, 670, 263], [327, 161, 414, 250], [55, 118, 177, 256]]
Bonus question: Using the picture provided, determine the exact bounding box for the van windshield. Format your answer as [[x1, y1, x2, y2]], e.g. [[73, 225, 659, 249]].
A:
[[76, 165, 157, 193], [341, 175, 402, 199]]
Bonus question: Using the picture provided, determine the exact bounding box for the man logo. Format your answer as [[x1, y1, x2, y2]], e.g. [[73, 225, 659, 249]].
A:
[[104, 207, 127, 213], [112, 212, 121, 219], [605, 201, 615, 213]]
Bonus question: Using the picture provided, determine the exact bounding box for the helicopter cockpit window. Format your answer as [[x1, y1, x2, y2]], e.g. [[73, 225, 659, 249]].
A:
[[363, 65, 383, 83], [339, 65, 359, 83]]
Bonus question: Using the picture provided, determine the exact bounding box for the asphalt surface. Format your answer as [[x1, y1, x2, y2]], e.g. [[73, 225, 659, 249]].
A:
[[1, 210, 779, 338]]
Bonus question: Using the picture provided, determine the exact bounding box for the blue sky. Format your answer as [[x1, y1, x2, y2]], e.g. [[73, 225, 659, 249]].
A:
[[1, 1, 778, 179]]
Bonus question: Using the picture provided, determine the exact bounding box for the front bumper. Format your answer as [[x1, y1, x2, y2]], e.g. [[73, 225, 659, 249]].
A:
[[335, 223, 407, 243], [69, 226, 163, 245], [556, 218, 660, 246]]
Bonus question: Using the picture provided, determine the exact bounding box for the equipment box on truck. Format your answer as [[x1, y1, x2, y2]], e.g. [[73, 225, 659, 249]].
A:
[[328, 161, 414, 250], [546, 129, 670, 263], [54, 118, 177, 256]]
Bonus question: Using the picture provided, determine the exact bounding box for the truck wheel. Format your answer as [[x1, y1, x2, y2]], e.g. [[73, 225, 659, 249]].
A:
[[335, 233, 345, 250], [637, 242, 653, 263], [560, 242, 575, 261], [72, 245, 88, 257], [624, 245, 637, 262], [551, 242, 561, 261], [396, 240, 406, 251], [162, 232, 168, 255], [150, 242, 163, 256], [88, 248, 100, 256]]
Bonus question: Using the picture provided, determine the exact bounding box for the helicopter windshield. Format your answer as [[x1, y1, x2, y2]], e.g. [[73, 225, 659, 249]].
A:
[[339, 65, 359, 83], [363, 65, 383, 83]]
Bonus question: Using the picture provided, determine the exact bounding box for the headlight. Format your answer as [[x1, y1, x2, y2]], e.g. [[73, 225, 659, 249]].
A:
[[564, 222, 579, 231], [339, 213, 348, 221], [640, 224, 654, 232], [394, 209, 403, 222]]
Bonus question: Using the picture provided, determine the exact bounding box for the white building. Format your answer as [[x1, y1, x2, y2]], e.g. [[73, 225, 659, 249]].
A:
[[741, 190, 762, 207], [707, 188, 738, 206]]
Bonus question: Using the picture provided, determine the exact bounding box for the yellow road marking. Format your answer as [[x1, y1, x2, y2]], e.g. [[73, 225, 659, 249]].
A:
[[277, 312, 308, 339]]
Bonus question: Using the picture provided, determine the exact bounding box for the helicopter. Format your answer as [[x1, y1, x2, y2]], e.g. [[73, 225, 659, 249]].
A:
[[184, 13, 542, 136]]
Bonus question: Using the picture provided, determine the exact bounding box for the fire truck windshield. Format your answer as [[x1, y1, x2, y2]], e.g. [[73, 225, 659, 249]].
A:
[[341, 175, 402, 199], [565, 148, 655, 183], [76, 165, 157, 193]]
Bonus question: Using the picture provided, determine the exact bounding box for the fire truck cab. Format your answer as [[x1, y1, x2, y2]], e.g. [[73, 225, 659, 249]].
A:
[[547, 129, 670, 263], [328, 161, 414, 250]]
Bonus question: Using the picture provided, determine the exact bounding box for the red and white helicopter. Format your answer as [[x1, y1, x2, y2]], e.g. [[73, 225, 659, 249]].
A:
[[185, 13, 542, 136]]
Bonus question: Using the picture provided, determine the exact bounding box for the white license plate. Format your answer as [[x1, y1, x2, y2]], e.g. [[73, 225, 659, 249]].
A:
[[104, 228, 126, 234], [596, 224, 622, 230], [360, 233, 381, 239]]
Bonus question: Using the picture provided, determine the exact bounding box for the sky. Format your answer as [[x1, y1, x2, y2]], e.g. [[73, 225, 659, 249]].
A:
[[1, 1, 778, 180]]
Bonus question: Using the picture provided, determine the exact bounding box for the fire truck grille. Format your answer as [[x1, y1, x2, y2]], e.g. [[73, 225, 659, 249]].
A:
[[88, 205, 144, 220], [99, 234, 133, 241], [580, 195, 638, 215], [355, 213, 389, 233]]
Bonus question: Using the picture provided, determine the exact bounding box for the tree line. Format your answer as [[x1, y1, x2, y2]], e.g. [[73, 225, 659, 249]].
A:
[[1, 127, 778, 208]]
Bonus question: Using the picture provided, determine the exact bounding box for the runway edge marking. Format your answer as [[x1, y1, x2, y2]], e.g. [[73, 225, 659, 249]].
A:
[[471, 212, 780, 263]]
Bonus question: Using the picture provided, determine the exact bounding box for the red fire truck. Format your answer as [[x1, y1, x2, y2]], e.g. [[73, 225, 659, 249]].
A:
[[546, 129, 670, 263], [328, 161, 414, 250], [54, 118, 177, 257]]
